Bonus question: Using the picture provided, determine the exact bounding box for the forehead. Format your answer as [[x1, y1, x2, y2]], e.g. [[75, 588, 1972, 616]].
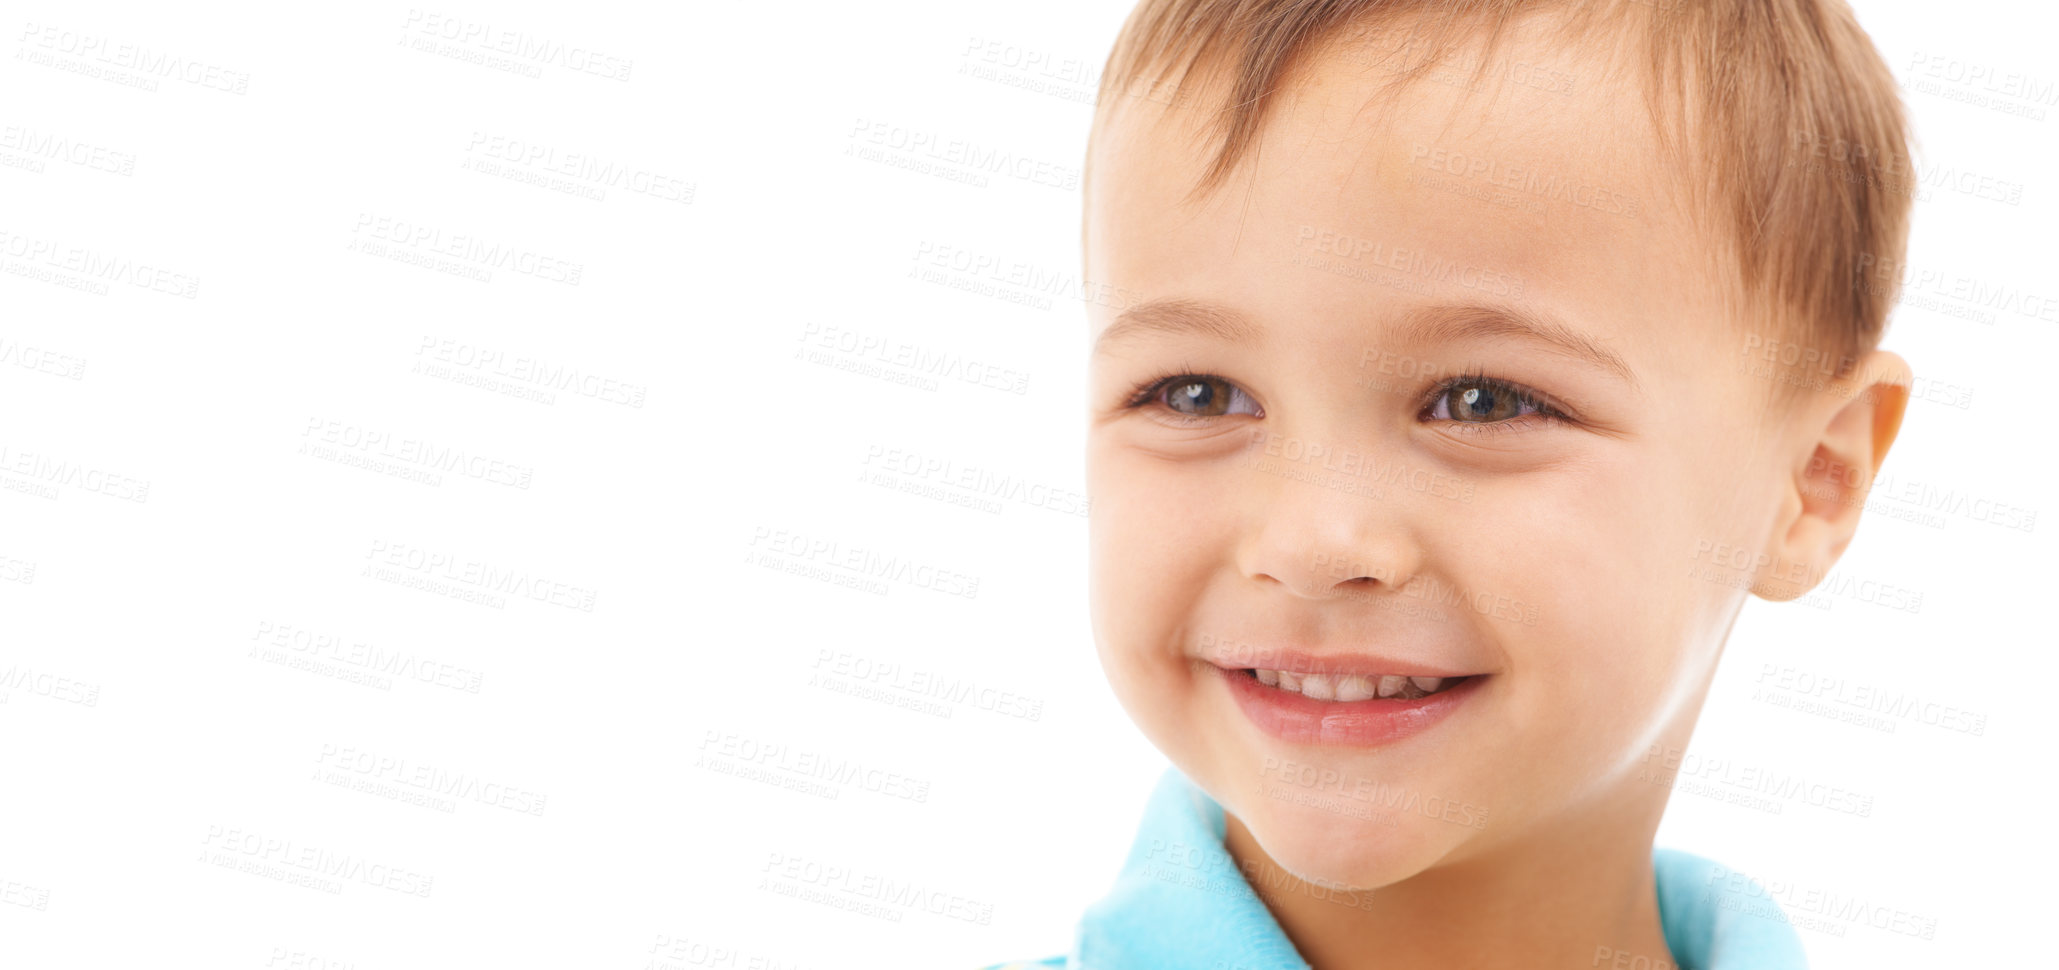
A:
[[1084, 25, 1720, 359]]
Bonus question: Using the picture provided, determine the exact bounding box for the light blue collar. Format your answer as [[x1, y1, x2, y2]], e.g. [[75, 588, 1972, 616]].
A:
[[1069, 765, 1808, 969]]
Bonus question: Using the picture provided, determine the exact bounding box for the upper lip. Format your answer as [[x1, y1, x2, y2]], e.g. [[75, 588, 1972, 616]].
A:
[[1206, 646, 1486, 679]]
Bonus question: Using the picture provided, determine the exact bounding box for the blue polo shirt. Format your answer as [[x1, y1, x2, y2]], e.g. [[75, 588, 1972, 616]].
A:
[[984, 765, 1807, 969]]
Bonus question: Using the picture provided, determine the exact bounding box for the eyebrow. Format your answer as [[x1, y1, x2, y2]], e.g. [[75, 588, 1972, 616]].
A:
[[1093, 297, 1638, 388], [1092, 299, 1265, 355], [1393, 303, 1639, 388]]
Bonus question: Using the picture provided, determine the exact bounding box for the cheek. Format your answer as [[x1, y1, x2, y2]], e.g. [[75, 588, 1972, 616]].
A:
[[1459, 454, 1736, 779], [1086, 444, 1234, 720]]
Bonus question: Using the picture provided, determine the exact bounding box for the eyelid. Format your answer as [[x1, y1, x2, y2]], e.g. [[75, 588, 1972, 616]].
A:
[[1118, 372, 1267, 431], [1123, 374, 1176, 408], [1418, 371, 1572, 423], [1121, 368, 1571, 429], [1125, 371, 1255, 410]]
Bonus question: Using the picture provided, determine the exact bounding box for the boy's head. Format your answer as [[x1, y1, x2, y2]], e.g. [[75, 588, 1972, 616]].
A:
[[1081, 0, 1914, 890]]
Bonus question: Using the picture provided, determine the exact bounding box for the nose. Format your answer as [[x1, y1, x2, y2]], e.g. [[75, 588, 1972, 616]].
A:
[[1236, 458, 1425, 600]]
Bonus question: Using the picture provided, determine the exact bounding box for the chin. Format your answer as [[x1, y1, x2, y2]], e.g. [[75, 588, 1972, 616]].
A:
[[1232, 795, 1461, 892]]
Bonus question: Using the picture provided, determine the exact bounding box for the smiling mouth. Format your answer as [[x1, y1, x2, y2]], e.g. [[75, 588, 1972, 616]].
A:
[[1239, 668, 1474, 701]]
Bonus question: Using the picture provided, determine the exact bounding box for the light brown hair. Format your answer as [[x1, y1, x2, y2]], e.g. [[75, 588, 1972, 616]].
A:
[[1085, 0, 1915, 392]]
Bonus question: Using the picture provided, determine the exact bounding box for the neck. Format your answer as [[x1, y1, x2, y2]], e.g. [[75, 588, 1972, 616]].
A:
[[1223, 779, 1676, 970]]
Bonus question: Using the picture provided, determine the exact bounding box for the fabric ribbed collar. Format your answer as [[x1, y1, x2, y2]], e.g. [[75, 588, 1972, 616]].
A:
[[1069, 765, 1808, 970]]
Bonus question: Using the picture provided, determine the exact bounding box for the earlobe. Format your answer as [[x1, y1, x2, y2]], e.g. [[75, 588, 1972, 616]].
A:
[[1752, 350, 1913, 602]]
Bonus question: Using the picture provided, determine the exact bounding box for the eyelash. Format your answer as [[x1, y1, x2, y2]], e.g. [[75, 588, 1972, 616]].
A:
[[1421, 368, 1572, 434], [1124, 369, 1220, 409], [1121, 368, 1572, 432], [1122, 368, 1250, 420]]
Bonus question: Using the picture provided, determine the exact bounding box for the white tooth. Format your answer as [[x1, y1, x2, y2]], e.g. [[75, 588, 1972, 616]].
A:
[[1277, 671, 1302, 692], [1410, 676, 1444, 694], [1255, 669, 1280, 686], [1300, 674, 1336, 700], [1377, 675, 1408, 698], [1334, 675, 1377, 702]]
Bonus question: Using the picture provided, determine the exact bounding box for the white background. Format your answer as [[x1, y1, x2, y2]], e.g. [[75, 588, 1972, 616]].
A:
[[1, 1, 2052, 967]]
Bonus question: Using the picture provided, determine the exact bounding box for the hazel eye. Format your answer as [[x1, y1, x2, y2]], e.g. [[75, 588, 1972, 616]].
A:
[[1426, 378, 1547, 423], [1152, 375, 1262, 417]]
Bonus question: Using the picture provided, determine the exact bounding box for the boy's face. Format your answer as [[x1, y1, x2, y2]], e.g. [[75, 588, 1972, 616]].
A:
[[1084, 35, 1804, 888]]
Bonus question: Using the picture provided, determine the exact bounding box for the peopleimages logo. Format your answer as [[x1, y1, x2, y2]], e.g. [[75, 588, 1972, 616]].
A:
[[16, 22, 252, 93], [0, 227, 199, 298], [1293, 224, 1525, 297], [1258, 756, 1491, 830], [847, 119, 1081, 191], [1407, 142, 1641, 216], [400, 10, 633, 80]]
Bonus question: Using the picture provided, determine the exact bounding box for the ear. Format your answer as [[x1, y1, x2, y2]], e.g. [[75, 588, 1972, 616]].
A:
[[1752, 350, 1913, 602]]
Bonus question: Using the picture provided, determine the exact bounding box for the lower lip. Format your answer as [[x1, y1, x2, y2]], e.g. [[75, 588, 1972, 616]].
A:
[[1218, 667, 1485, 747]]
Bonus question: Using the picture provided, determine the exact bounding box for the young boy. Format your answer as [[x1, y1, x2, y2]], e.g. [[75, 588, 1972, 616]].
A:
[[990, 0, 1914, 967]]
